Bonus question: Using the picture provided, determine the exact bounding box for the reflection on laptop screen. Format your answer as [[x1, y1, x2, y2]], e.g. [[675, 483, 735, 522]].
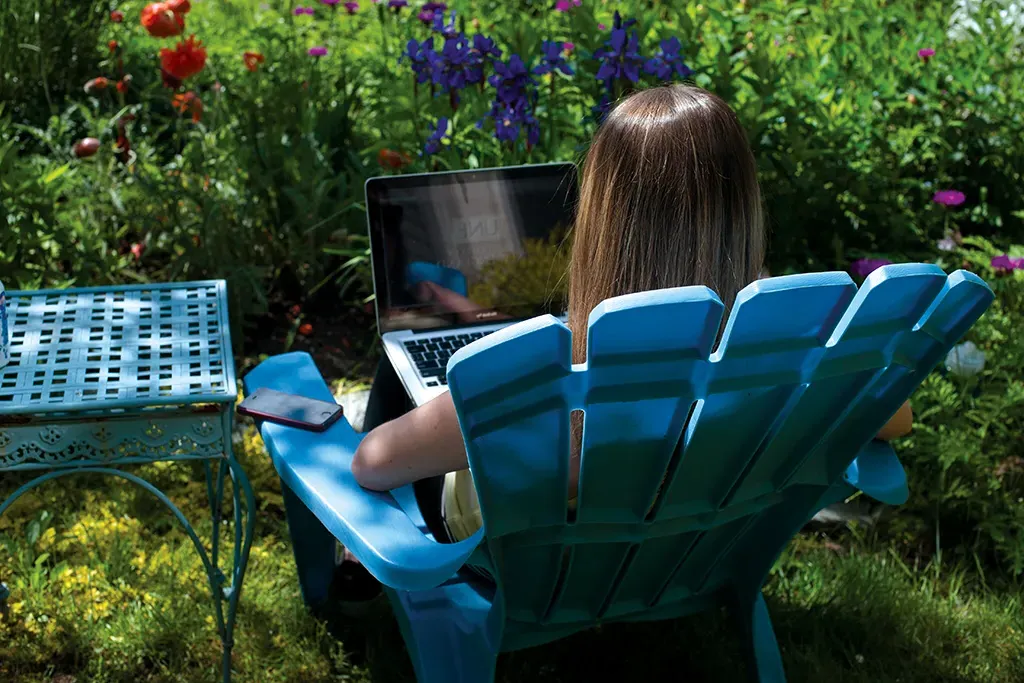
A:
[[367, 164, 578, 333]]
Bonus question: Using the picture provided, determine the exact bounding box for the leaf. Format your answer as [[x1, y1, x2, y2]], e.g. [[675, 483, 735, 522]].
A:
[[27, 520, 40, 545], [42, 163, 69, 184]]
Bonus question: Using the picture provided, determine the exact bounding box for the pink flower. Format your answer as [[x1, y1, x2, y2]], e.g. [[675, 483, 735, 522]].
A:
[[293, 6, 315, 14], [598, 22, 606, 30], [991, 254, 1024, 272], [308, 46, 328, 57], [563, 41, 575, 53], [344, 0, 359, 11], [131, 243, 145, 260], [850, 258, 893, 278], [917, 47, 935, 61], [933, 190, 966, 206]]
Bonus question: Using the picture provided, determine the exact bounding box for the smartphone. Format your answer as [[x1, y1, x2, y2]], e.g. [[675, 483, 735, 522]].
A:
[[238, 387, 344, 432]]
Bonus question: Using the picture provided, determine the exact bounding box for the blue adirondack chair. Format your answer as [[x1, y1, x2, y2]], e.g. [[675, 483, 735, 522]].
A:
[[243, 264, 992, 683]]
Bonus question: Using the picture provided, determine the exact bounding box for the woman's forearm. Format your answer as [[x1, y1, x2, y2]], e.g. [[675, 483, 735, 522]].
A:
[[351, 393, 468, 491]]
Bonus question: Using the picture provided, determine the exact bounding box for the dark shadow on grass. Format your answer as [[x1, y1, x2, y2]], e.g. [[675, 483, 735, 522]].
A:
[[313, 586, 1018, 683]]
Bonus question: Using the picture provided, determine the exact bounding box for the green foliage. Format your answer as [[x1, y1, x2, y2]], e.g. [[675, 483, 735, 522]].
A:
[[0, 108, 131, 289], [0, 0, 108, 128], [890, 236, 1024, 574], [2, 0, 1023, 308]]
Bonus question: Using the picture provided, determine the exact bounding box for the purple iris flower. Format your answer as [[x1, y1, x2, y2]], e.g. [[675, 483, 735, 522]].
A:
[[488, 102, 539, 145], [472, 34, 501, 59], [595, 12, 643, 86], [533, 40, 574, 76], [483, 54, 540, 146], [467, 34, 501, 83], [436, 33, 474, 93], [489, 54, 536, 104], [405, 38, 438, 84], [424, 117, 449, 155], [432, 9, 458, 38], [644, 37, 693, 80]]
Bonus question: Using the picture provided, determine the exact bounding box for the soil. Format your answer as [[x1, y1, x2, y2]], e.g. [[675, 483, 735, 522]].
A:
[[236, 296, 381, 386]]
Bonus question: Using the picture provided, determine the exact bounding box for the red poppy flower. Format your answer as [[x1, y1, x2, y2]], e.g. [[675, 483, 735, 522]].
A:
[[141, 3, 185, 37], [243, 51, 265, 72], [116, 74, 132, 93], [130, 242, 145, 260], [160, 35, 207, 81], [289, 304, 302, 318], [108, 40, 119, 52], [84, 77, 109, 94], [172, 91, 203, 123], [110, 10, 124, 23], [378, 148, 412, 169], [298, 323, 314, 336], [73, 138, 102, 158], [167, 0, 191, 13]]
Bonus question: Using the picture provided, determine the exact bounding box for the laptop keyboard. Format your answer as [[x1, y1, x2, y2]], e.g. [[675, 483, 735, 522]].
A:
[[403, 330, 495, 386]]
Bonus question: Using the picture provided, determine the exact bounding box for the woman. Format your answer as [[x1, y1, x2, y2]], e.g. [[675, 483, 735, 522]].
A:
[[350, 84, 913, 554]]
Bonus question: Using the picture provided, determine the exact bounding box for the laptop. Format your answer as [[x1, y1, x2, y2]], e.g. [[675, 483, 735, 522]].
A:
[[366, 162, 578, 406]]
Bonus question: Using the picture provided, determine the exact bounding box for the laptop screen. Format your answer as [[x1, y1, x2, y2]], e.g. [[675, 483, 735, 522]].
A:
[[366, 163, 578, 334]]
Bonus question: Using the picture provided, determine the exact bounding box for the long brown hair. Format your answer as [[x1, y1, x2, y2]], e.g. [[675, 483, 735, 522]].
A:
[[568, 85, 766, 364]]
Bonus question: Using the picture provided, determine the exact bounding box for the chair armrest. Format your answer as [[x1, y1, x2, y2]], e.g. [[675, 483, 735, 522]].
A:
[[842, 440, 909, 505], [243, 352, 483, 591]]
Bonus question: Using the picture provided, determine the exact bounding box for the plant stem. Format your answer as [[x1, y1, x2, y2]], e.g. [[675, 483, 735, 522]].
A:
[[379, 6, 389, 56], [547, 76, 556, 152]]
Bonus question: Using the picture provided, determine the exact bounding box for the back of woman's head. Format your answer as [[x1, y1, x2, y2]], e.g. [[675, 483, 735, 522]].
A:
[[568, 84, 765, 362]]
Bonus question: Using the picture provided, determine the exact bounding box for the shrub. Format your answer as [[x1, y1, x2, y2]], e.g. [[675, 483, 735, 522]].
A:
[[889, 237, 1024, 575], [0, 0, 109, 130]]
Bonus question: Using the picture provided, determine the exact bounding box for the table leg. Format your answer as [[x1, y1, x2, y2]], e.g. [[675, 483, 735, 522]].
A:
[[205, 457, 255, 683], [0, 465, 254, 683]]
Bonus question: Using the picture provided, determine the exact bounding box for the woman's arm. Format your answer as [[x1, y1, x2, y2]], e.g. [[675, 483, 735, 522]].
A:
[[875, 400, 913, 441], [351, 392, 468, 491]]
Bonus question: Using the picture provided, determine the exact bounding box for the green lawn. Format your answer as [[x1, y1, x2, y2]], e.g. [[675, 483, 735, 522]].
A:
[[2, 421, 1022, 683]]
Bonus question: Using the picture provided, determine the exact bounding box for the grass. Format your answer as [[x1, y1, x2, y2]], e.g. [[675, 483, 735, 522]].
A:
[[1, 423, 1023, 683]]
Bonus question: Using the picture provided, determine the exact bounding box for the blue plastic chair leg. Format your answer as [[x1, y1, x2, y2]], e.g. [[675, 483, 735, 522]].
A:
[[386, 587, 499, 683], [282, 481, 336, 612], [732, 592, 786, 683]]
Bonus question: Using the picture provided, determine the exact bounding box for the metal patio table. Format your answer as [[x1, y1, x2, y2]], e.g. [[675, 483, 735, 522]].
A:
[[0, 281, 253, 683]]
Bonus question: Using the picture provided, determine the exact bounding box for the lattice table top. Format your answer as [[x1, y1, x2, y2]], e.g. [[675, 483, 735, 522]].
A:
[[0, 281, 236, 416]]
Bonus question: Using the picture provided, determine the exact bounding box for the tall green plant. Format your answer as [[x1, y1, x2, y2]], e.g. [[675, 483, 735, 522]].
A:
[[0, 0, 108, 130]]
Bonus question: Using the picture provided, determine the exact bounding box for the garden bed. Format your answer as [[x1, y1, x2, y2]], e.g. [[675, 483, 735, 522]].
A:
[[2, 0, 1024, 680]]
